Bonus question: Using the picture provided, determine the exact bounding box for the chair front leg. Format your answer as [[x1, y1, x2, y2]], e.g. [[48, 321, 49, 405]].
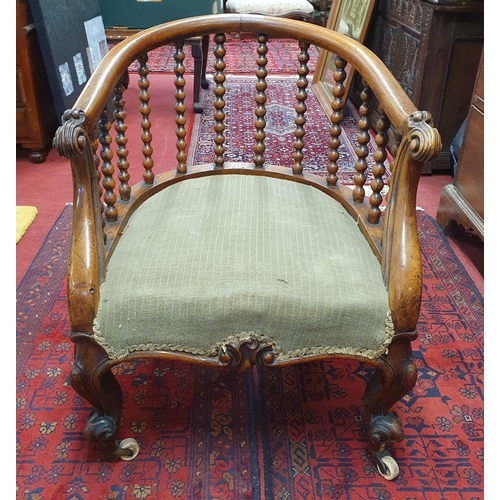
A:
[[70, 332, 124, 460], [363, 333, 418, 478]]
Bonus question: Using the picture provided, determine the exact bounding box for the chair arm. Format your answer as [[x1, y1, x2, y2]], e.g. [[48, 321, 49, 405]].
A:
[[382, 111, 442, 332], [53, 110, 105, 332]]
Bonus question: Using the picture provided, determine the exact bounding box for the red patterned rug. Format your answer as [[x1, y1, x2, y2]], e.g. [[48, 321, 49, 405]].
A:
[[126, 37, 318, 74], [16, 204, 483, 498], [187, 76, 390, 185]]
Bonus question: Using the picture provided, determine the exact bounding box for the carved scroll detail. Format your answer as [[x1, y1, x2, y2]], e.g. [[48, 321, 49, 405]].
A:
[[407, 111, 442, 163], [53, 109, 89, 159], [218, 334, 276, 369], [82, 411, 116, 443], [369, 412, 404, 448]]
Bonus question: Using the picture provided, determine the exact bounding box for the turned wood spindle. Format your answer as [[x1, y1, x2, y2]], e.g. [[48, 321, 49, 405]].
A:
[[326, 56, 347, 186], [253, 33, 268, 168], [138, 53, 154, 184], [385, 130, 402, 204], [98, 108, 118, 222], [369, 106, 390, 224], [353, 81, 372, 203], [113, 78, 131, 201], [292, 41, 310, 175], [213, 33, 227, 168], [174, 41, 188, 173], [91, 129, 106, 237], [91, 129, 102, 201]]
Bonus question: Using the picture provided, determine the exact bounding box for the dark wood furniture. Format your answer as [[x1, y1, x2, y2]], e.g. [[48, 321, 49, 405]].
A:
[[352, 0, 483, 173], [106, 28, 209, 113], [436, 49, 483, 240], [100, 0, 219, 113], [16, 0, 58, 163], [53, 14, 441, 480], [309, 0, 333, 26]]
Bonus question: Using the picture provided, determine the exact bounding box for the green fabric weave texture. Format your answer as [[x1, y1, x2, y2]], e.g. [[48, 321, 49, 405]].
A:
[[94, 174, 392, 360]]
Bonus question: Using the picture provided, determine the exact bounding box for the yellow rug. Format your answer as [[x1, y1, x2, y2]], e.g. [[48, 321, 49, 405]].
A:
[[16, 206, 38, 244]]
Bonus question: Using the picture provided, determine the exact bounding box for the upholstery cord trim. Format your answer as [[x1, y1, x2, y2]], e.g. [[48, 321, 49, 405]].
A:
[[92, 311, 395, 362]]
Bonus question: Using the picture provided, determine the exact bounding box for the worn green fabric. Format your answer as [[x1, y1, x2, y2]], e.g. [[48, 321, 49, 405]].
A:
[[94, 174, 392, 360]]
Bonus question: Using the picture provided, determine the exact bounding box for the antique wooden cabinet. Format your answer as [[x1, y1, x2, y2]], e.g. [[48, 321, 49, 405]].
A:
[[16, 0, 58, 163], [352, 0, 484, 173], [436, 49, 483, 240]]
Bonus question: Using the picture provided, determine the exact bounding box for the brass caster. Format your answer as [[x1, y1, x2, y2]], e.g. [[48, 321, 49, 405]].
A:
[[114, 437, 140, 461], [375, 453, 399, 480]]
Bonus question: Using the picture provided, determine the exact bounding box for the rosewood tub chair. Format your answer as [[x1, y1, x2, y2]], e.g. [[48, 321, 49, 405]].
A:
[[53, 14, 441, 480]]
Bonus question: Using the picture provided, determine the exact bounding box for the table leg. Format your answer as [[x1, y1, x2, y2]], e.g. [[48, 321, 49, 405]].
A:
[[201, 34, 209, 89], [190, 41, 204, 113]]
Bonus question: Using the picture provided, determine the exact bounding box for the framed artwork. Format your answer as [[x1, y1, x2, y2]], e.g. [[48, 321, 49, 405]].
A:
[[26, 0, 107, 121], [312, 0, 375, 116]]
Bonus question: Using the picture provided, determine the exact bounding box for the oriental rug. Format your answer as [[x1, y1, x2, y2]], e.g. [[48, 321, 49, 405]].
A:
[[126, 37, 318, 75], [16, 204, 483, 499], [187, 75, 390, 185]]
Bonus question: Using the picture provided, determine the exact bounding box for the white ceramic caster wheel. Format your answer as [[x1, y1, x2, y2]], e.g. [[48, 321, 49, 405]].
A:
[[116, 438, 140, 461], [376, 455, 399, 480]]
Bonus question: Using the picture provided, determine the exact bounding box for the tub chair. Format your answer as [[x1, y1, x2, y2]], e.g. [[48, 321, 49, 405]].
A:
[[53, 14, 441, 480]]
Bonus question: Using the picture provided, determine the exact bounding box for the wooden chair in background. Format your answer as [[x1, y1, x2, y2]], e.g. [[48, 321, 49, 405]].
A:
[[223, 0, 314, 20]]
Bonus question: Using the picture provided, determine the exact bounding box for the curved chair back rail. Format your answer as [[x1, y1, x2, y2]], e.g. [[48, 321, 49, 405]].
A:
[[76, 14, 415, 132]]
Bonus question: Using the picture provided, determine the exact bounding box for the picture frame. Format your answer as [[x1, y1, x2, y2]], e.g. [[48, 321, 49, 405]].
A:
[[312, 0, 376, 116]]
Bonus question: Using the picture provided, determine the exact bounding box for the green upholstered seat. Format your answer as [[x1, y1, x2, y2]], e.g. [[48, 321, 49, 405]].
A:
[[93, 174, 393, 361]]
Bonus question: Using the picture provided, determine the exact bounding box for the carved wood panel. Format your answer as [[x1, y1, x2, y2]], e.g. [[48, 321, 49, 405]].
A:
[[368, 0, 432, 104], [350, 0, 484, 173]]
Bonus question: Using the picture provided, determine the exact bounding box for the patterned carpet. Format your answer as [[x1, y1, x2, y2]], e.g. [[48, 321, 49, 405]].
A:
[[187, 75, 390, 185], [16, 205, 483, 499], [126, 37, 318, 74]]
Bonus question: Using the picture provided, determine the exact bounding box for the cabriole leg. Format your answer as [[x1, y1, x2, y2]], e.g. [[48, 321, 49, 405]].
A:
[[364, 335, 418, 480], [70, 332, 138, 460]]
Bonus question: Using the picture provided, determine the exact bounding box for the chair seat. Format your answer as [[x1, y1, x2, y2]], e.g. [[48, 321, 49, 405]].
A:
[[94, 174, 393, 361], [225, 0, 314, 16]]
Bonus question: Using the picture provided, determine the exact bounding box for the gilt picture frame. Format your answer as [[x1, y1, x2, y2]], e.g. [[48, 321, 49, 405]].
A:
[[312, 0, 375, 116]]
